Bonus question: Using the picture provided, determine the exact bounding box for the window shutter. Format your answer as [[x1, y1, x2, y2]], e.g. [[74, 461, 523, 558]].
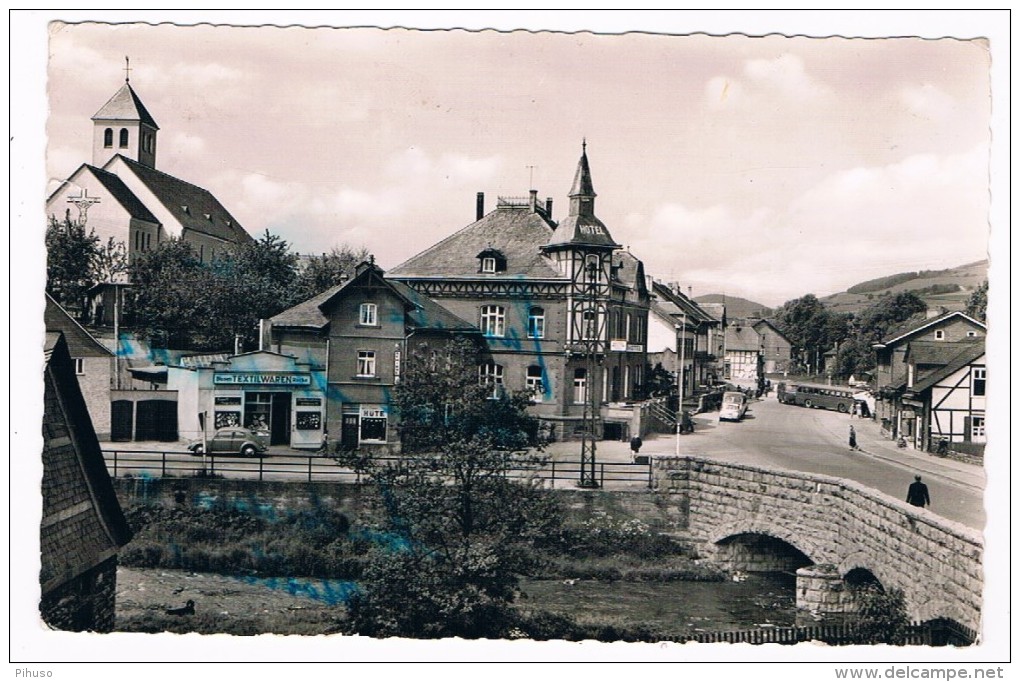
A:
[[963, 416, 972, 442]]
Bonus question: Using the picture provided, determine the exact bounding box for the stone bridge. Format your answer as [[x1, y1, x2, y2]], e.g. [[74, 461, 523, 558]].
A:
[[650, 456, 983, 632]]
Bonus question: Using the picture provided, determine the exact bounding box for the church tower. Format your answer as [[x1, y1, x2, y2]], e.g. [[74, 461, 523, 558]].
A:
[[91, 65, 159, 169]]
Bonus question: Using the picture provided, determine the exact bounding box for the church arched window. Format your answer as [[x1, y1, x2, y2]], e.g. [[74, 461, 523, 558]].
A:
[[104, 128, 113, 148], [119, 128, 129, 148]]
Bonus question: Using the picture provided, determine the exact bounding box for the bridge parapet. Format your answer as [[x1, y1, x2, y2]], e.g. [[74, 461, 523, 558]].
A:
[[650, 456, 983, 632]]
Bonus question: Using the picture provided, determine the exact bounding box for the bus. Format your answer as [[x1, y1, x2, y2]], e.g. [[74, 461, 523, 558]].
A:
[[789, 383, 857, 413]]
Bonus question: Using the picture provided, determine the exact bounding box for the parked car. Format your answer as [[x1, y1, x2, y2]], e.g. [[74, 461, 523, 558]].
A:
[[719, 391, 748, 422], [188, 427, 269, 457]]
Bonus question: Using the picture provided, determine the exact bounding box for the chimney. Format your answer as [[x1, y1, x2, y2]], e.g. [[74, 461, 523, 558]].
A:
[[545, 197, 554, 217], [529, 189, 538, 213], [476, 192, 485, 220], [688, 286, 693, 298]]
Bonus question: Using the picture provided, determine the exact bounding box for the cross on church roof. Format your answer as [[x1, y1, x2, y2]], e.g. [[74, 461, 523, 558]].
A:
[[124, 56, 131, 83], [68, 187, 101, 225]]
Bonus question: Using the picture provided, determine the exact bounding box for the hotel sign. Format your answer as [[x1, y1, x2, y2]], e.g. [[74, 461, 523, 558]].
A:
[[213, 373, 310, 386]]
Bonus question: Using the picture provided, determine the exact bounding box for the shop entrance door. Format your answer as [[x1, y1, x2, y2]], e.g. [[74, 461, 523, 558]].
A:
[[341, 413, 360, 451], [270, 392, 291, 446]]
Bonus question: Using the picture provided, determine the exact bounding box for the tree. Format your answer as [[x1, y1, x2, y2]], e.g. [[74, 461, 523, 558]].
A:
[[45, 213, 101, 316], [848, 584, 910, 644], [337, 336, 557, 639], [642, 362, 676, 398], [294, 244, 371, 301], [855, 292, 927, 342], [774, 294, 835, 372], [965, 280, 988, 323]]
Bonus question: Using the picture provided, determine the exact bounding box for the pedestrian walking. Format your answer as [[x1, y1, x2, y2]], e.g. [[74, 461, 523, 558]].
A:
[[849, 425, 858, 450], [630, 435, 643, 456], [906, 475, 931, 508]]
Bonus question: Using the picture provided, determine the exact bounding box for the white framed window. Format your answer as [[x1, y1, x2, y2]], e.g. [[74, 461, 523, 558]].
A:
[[625, 313, 632, 342], [359, 303, 378, 326], [480, 305, 505, 337], [73, 358, 85, 375], [357, 350, 376, 377], [573, 368, 587, 404], [624, 364, 631, 399], [966, 331, 977, 338], [528, 307, 545, 339], [972, 367, 986, 396], [971, 416, 985, 440], [581, 310, 598, 341], [934, 329, 945, 341], [526, 365, 544, 402], [481, 257, 496, 273], [479, 362, 504, 398]]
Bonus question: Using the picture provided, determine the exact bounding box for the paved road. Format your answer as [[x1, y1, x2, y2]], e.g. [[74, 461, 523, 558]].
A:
[[645, 396, 985, 530]]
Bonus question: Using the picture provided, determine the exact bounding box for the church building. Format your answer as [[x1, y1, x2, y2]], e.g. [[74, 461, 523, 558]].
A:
[[388, 144, 651, 440], [46, 74, 253, 324]]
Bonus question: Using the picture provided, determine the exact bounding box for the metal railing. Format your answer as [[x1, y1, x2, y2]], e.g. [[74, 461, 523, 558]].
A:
[[102, 449, 656, 488], [675, 618, 976, 646]]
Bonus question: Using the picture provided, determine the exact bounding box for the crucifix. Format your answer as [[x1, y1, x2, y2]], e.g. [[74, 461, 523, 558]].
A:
[[68, 187, 101, 225], [124, 56, 132, 82]]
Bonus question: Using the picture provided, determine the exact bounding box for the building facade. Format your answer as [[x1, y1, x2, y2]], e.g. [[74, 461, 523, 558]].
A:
[[264, 260, 479, 451], [752, 318, 793, 375], [724, 321, 763, 389], [872, 310, 986, 444], [647, 281, 723, 399], [387, 145, 651, 440]]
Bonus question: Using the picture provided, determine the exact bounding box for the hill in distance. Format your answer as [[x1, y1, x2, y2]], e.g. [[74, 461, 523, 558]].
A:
[[693, 294, 772, 320], [694, 260, 987, 319], [819, 260, 987, 315]]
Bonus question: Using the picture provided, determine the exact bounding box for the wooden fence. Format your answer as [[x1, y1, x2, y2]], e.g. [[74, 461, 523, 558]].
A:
[[675, 618, 977, 646]]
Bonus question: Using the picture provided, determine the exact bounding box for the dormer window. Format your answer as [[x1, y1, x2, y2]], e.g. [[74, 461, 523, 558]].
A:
[[476, 248, 506, 274]]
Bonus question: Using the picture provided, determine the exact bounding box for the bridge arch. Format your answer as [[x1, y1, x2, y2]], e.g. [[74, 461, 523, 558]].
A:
[[708, 520, 838, 568]]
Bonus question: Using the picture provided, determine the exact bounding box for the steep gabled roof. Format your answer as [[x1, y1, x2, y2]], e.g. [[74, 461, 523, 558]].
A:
[[725, 323, 761, 352], [91, 82, 159, 129], [905, 340, 983, 367], [45, 294, 115, 358], [388, 204, 562, 280], [545, 144, 620, 251], [42, 333, 132, 593], [47, 165, 160, 226], [910, 344, 986, 394], [651, 281, 715, 325], [108, 155, 252, 244], [270, 264, 477, 334], [876, 310, 986, 348], [752, 318, 792, 343]]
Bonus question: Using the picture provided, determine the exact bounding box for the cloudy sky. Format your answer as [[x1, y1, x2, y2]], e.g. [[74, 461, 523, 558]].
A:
[[40, 15, 995, 308]]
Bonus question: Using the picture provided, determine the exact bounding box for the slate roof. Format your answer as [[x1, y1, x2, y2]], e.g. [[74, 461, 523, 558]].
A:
[[651, 281, 716, 324], [752, 318, 792, 343], [906, 340, 983, 367], [877, 311, 986, 347], [910, 342, 986, 394], [45, 294, 115, 358], [110, 155, 252, 243], [544, 147, 620, 250], [725, 323, 762, 352], [88, 164, 160, 223], [41, 333, 131, 593], [387, 204, 563, 280], [91, 82, 159, 129], [270, 265, 477, 334]]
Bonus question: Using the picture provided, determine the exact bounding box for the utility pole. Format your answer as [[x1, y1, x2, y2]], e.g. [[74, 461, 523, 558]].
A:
[[579, 256, 601, 488], [675, 312, 687, 456]]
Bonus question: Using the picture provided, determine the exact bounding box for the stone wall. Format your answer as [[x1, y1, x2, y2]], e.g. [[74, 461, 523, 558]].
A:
[[650, 456, 983, 631]]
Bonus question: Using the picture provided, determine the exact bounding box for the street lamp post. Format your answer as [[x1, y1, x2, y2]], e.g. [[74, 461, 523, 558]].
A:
[[675, 312, 687, 456]]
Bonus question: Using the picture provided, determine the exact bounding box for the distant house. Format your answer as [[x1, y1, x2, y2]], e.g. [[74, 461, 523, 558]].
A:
[[872, 310, 986, 445], [45, 293, 115, 440], [647, 281, 723, 396], [41, 333, 132, 631], [724, 321, 762, 388], [751, 318, 792, 374], [902, 341, 986, 454]]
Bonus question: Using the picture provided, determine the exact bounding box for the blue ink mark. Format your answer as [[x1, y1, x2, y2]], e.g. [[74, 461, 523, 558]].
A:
[[234, 575, 360, 606]]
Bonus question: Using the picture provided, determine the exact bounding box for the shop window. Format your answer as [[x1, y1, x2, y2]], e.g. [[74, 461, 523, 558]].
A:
[[360, 408, 387, 442], [479, 362, 504, 399], [359, 302, 377, 326], [526, 365, 544, 402], [573, 368, 587, 404], [480, 305, 505, 337], [972, 367, 986, 396], [528, 307, 545, 339], [103, 128, 113, 148], [357, 350, 376, 377], [244, 392, 272, 436]]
